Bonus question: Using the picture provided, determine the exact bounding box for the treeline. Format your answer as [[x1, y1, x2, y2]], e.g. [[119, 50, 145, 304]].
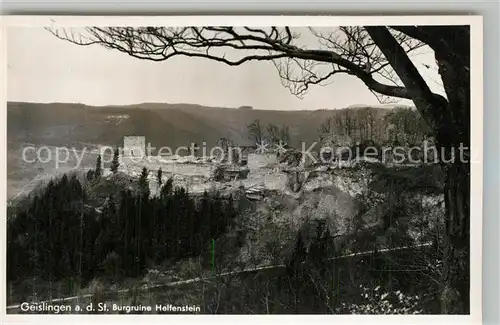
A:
[[243, 107, 431, 152], [318, 106, 432, 147], [7, 170, 238, 285], [247, 119, 291, 146]]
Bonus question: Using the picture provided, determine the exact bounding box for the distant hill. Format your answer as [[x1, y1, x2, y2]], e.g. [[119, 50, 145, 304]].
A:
[[7, 101, 400, 150]]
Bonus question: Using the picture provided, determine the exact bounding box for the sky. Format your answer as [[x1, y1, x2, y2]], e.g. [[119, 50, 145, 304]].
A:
[[7, 27, 444, 111]]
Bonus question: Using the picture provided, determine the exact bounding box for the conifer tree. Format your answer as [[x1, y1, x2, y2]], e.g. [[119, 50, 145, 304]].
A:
[[160, 177, 173, 198], [138, 167, 150, 197], [157, 168, 163, 187], [95, 155, 102, 179], [110, 147, 120, 174], [86, 169, 95, 181]]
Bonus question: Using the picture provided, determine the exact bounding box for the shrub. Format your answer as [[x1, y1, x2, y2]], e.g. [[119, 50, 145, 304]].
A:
[[336, 285, 423, 314]]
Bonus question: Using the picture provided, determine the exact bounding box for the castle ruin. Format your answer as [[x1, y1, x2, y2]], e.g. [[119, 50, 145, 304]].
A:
[[123, 136, 146, 158]]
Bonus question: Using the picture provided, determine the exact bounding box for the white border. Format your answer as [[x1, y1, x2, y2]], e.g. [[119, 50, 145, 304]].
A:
[[0, 15, 483, 325], [0, 15, 483, 27]]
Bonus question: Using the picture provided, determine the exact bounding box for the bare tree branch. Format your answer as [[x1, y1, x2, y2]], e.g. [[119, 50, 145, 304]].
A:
[[364, 26, 453, 140], [47, 26, 432, 102]]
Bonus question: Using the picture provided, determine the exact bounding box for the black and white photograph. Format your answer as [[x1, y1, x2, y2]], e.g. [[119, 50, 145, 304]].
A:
[[2, 16, 482, 320]]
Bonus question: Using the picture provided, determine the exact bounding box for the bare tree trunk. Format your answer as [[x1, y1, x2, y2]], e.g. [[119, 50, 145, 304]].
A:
[[441, 160, 470, 314], [436, 37, 470, 314]]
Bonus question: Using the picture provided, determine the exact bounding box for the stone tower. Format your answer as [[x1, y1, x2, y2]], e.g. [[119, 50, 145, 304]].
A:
[[123, 136, 146, 158]]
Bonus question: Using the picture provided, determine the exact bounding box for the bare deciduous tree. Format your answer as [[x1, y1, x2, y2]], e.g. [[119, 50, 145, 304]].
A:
[[279, 125, 291, 145], [266, 123, 280, 145], [339, 109, 356, 138], [247, 119, 264, 144], [50, 25, 471, 314]]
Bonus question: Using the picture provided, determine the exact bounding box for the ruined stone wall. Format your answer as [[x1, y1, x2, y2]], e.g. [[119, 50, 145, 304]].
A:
[[247, 153, 278, 170], [119, 156, 214, 178]]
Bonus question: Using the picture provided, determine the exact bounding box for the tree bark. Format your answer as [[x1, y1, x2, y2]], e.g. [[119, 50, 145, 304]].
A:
[[441, 160, 470, 314], [436, 31, 470, 313]]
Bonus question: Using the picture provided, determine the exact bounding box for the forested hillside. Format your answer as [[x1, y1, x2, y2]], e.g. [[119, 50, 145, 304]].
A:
[[8, 101, 428, 150]]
